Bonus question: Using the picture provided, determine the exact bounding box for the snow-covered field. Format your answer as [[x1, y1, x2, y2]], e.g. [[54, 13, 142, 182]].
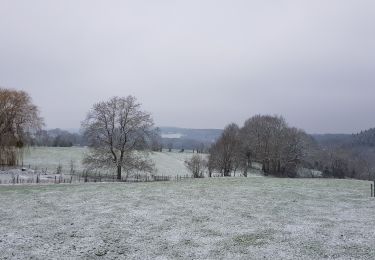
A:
[[0, 178, 374, 259], [1, 147, 263, 183], [20, 147, 200, 177]]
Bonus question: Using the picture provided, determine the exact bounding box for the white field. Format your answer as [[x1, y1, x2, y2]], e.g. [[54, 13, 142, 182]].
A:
[[21, 147, 200, 177], [19, 147, 313, 178], [0, 178, 374, 259], [1, 147, 263, 183]]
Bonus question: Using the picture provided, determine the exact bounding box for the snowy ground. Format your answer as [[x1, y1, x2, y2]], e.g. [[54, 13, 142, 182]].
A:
[[0, 177, 374, 259], [18, 147, 314, 178], [21, 147, 199, 177], [0, 168, 65, 184], [1, 147, 264, 183]]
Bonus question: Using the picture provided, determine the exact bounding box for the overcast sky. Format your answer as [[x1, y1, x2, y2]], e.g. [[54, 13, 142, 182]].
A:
[[0, 0, 374, 133]]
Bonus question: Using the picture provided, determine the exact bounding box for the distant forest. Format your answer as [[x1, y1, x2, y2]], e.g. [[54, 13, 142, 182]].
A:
[[309, 129, 375, 180]]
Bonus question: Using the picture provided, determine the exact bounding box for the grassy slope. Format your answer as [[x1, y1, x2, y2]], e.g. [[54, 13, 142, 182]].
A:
[[0, 178, 374, 259]]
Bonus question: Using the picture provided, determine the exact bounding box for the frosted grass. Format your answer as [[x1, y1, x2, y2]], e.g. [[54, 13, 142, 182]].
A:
[[0, 177, 374, 259]]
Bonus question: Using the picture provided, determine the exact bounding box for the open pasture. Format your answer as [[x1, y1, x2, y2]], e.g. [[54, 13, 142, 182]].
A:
[[0, 177, 374, 259]]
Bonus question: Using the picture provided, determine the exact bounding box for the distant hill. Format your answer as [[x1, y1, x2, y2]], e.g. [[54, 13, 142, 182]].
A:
[[159, 127, 223, 151], [159, 127, 222, 143]]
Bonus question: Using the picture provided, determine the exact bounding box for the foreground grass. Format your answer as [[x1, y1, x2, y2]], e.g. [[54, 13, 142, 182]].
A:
[[0, 178, 374, 259]]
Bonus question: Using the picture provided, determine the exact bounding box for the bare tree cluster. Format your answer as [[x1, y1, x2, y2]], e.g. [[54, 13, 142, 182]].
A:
[[0, 88, 43, 165], [82, 96, 155, 180], [209, 115, 310, 177]]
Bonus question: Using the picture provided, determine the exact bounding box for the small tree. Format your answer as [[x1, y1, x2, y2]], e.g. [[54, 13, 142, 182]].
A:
[[185, 154, 207, 178], [56, 163, 63, 175], [150, 127, 163, 152], [82, 96, 155, 180], [70, 160, 75, 175]]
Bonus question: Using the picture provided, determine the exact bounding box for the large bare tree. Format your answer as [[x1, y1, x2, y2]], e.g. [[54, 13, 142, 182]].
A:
[[0, 88, 43, 165], [208, 123, 241, 177], [82, 96, 154, 180], [240, 115, 308, 177]]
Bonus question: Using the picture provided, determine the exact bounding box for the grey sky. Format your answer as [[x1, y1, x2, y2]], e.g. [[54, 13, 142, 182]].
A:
[[0, 0, 374, 133]]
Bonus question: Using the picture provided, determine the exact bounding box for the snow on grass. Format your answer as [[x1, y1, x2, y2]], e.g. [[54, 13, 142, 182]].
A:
[[21, 147, 200, 177], [0, 178, 374, 259], [22, 146, 86, 173], [151, 151, 206, 177]]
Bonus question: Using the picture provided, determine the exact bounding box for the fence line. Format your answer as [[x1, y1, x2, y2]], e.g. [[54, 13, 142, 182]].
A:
[[0, 172, 195, 185], [0, 163, 198, 185]]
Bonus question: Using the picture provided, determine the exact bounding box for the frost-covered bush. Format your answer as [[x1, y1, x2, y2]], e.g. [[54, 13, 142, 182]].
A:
[[185, 154, 207, 178]]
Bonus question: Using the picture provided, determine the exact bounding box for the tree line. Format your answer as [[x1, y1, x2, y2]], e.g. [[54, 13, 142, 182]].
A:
[[204, 116, 375, 180], [1, 88, 374, 181]]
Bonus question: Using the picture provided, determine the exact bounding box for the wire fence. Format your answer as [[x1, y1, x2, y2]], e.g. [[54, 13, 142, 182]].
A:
[[0, 163, 196, 185]]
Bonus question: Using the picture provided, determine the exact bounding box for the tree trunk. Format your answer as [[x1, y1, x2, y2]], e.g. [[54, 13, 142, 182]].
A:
[[117, 165, 122, 180]]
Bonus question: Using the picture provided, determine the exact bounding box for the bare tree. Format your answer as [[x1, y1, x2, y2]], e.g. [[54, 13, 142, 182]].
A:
[[82, 96, 155, 180], [241, 115, 287, 175], [150, 127, 163, 152], [278, 127, 309, 177], [185, 154, 207, 178], [168, 143, 173, 152], [207, 154, 215, 177], [208, 123, 241, 177], [0, 88, 43, 165], [70, 160, 76, 175]]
